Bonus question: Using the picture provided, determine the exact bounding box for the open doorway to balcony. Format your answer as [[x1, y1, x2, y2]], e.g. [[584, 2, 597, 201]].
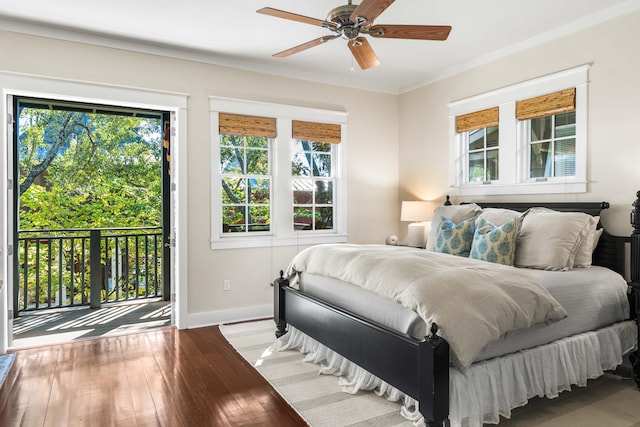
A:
[[10, 97, 172, 347]]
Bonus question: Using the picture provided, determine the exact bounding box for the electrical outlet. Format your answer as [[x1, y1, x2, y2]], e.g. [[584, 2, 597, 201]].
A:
[[223, 279, 231, 291]]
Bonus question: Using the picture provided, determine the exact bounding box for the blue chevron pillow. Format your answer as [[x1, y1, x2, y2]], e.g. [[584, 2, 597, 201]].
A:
[[469, 217, 519, 265]]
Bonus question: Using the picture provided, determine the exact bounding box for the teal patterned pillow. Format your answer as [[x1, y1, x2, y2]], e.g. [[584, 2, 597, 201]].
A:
[[433, 216, 475, 257], [470, 217, 518, 265]]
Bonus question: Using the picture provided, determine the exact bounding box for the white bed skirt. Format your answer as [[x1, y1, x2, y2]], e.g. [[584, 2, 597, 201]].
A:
[[277, 320, 637, 427]]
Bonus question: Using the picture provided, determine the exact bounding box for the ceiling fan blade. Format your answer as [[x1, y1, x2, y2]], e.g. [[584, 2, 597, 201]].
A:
[[273, 36, 335, 58], [368, 24, 452, 41], [350, 0, 395, 24], [257, 7, 336, 29], [348, 37, 380, 70]]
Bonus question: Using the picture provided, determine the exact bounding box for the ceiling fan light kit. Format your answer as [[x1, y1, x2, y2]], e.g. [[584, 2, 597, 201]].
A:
[[257, 0, 451, 70]]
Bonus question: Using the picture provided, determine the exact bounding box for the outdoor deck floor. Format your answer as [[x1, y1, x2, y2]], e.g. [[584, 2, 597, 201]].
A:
[[11, 299, 171, 348]]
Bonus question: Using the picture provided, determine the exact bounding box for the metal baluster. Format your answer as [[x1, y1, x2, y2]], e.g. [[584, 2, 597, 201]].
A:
[[47, 238, 52, 308], [35, 240, 40, 310]]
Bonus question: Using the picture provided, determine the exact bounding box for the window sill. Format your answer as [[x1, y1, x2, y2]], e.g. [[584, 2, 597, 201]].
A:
[[210, 233, 348, 250], [454, 180, 587, 197]]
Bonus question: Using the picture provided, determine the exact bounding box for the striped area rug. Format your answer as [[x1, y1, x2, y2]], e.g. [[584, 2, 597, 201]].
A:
[[219, 319, 412, 427]]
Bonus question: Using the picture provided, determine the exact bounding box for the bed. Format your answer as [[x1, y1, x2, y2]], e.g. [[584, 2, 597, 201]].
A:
[[273, 196, 640, 427]]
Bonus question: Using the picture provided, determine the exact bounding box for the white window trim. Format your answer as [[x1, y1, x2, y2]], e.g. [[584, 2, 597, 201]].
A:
[[448, 64, 589, 196], [210, 97, 348, 250]]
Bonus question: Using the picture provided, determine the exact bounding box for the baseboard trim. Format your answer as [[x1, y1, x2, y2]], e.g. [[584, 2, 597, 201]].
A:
[[187, 303, 272, 329]]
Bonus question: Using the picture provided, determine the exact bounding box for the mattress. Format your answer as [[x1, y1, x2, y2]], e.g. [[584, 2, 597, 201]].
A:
[[299, 265, 630, 363]]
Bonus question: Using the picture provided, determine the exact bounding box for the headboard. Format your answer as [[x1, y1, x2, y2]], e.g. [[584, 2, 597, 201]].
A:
[[461, 200, 627, 277]]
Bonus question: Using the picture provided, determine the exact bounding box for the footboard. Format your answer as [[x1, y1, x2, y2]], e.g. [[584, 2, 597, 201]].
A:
[[274, 272, 450, 427]]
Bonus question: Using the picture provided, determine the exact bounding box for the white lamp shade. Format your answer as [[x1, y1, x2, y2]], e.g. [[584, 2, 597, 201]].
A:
[[401, 201, 434, 222]]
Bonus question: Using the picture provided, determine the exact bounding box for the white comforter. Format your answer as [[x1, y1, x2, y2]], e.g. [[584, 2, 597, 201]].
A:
[[286, 244, 568, 369]]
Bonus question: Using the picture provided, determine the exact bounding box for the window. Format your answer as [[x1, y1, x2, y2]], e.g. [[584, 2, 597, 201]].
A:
[[218, 113, 275, 234], [292, 140, 334, 231], [210, 97, 347, 249], [528, 112, 576, 179], [456, 106, 499, 185], [467, 126, 499, 183], [220, 134, 271, 233], [516, 87, 577, 181], [449, 64, 588, 196]]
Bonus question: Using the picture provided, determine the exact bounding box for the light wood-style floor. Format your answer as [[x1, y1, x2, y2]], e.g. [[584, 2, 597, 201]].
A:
[[0, 326, 306, 426]]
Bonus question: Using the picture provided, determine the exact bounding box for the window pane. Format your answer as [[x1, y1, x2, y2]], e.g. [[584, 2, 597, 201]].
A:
[[468, 152, 485, 182], [555, 112, 576, 138], [530, 142, 550, 178], [292, 179, 312, 204], [486, 149, 499, 181], [222, 206, 245, 233], [554, 138, 576, 177], [291, 138, 335, 231], [312, 142, 331, 153], [248, 206, 270, 232], [314, 181, 333, 204], [469, 129, 484, 151], [246, 149, 269, 174], [531, 116, 552, 141], [312, 153, 331, 177], [291, 150, 310, 177], [220, 147, 242, 174], [315, 207, 334, 230], [220, 135, 242, 147], [293, 207, 313, 230], [221, 178, 245, 204], [486, 126, 499, 148], [246, 136, 268, 148], [248, 178, 270, 204]]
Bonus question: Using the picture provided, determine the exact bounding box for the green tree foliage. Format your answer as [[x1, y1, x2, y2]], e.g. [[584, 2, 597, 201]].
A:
[[16, 105, 164, 310], [220, 135, 271, 231], [18, 107, 162, 230]]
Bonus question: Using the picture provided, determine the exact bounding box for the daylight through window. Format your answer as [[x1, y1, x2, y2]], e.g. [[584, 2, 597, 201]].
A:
[[448, 65, 588, 196], [210, 97, 347, 249], [220, 134, 271, 233]]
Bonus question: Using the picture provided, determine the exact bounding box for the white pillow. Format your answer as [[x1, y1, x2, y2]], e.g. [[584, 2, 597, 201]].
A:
[[515, 208, 595, 271], [477, 208, 522, 227], [574, 227, 603, 268], [426, 203, 481, 251]]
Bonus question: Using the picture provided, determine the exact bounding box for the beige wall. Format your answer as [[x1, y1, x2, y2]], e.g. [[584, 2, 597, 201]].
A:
[[0, 30, 400, 324], [3, 8, 637, 326], [399, 10, 640, 237]]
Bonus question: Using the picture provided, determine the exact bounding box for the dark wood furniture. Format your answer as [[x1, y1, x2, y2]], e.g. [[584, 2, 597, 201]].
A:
[[274, 197, 640, 427]]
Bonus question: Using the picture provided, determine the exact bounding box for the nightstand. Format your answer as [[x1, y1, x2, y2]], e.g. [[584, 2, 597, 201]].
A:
[[628, 281, 640, 387]]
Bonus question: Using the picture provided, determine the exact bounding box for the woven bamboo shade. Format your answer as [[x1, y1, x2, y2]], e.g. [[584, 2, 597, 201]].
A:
[[219, 113, 277, 138], [516, 88, 575, 120], [456, 107, 499, 133], [292, 120, 341, 144]]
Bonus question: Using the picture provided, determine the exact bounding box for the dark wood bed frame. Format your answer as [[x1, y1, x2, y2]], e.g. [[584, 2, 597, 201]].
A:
[[274, 195, 640, 426]]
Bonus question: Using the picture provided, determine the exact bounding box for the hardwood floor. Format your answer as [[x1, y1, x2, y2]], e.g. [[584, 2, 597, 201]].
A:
[[0, 326, 307, 426]]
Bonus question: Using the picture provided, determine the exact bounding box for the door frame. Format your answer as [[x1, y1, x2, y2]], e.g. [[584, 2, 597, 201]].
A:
[[0, 72, 189, 352]]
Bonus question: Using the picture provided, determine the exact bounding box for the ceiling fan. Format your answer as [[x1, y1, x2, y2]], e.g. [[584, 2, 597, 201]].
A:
[[257, 0, 451, 70]]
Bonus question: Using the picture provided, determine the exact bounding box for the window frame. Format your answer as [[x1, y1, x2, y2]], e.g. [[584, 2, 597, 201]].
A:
[[449, 64, 589, 196], [523, 112, 577, 180], [464, 125, 500, 184], [291, 139, 336, 232], [219, 134, 273, 235], [210, 97, 348, 250]]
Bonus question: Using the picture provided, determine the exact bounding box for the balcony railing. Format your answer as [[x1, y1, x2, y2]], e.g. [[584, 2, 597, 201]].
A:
[[17, 226, 163, 313]]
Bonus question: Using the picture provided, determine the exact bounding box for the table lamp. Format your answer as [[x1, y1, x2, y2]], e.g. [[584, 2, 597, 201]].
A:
[[401, 201, 434, 248]]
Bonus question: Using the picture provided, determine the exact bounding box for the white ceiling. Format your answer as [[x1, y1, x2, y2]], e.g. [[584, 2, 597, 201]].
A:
[[0, 0, 638, 93]]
